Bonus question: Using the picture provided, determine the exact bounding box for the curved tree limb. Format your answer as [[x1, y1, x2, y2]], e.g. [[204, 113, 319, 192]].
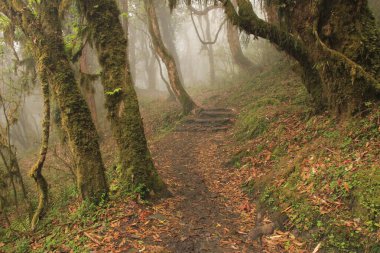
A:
[[217, 0, 325, 107], [29, 71, 50, 231], [190, 11, 227, 45], [152, 45, 176, 99], [187, 4, 221, 16], [145, 0, 198, 114], [310, 0, 380, 92]]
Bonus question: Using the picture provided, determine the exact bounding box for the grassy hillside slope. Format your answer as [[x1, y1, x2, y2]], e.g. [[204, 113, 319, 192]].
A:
[[225, 61, 380, 252]]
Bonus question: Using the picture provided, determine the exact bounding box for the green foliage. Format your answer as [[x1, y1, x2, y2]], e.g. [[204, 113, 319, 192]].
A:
[[0, 13, 10, 30], [105, 87, 122, 96]]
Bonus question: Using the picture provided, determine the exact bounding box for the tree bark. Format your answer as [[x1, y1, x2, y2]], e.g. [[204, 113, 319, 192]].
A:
[[226, 21, 256, 72], [145, 0, 198, 115], [157, 2, 186, 86], [0, 0, 109, 202], [221, 0, 380, 115], [147, 52, 158, 90], [204, 9, 216, 85], [79, 43, 98, 129], [79, 0, 166, 196], [30, 68, 50, 231]]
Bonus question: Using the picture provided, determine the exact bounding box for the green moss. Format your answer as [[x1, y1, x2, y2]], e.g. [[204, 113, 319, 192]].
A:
[[80, 0, 166, 197], [235, 98, 280, 140], [231, 62, 380, 252]]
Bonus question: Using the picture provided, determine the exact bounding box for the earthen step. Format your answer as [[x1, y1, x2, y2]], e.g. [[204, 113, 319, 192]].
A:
[[175, 126, 231, 132], [184, 118, 234, 125], [198, 110, 236, 119], [201, 108, 235, 113]]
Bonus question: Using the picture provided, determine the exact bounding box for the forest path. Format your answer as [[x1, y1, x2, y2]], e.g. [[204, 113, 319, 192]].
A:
[[143, 109, 254, 252], [89, 108, 256, 252]]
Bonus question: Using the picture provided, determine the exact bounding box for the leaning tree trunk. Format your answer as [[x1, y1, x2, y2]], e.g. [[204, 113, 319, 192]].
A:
[[2, 1, 109, 202], [157, 2, 186, 86], [145, 0, 198, 114], [79, 0, 165, 196], [221, 0, 380, 115]]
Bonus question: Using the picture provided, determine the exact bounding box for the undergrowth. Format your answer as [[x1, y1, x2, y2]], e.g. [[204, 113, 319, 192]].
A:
[[229, 60, 380, 252]]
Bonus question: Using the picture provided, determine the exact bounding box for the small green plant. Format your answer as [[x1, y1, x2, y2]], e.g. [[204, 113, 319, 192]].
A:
[[15, 238, 30, 253], [105, 87, 122, 96]]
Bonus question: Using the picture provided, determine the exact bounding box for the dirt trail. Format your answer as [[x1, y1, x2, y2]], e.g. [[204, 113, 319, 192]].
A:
[[146, 110, 255, 252], [90, 109, 255, 253]]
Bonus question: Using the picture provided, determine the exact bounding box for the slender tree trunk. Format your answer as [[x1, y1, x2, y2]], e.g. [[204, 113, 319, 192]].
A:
[[30, 70, 50, 231], [147, 52, 157, 90], [204, 10, 216, 85], [226, 21, 256, 72], [6, 1, 109, 201], [145, 0, 198, 114], [184, 31, 195, 85], [154, 53, 176, 100], [227, 0, 255, 72], [157, 2, 186, 86], [129, 25, 137, 82], [79, 0, 165, 196]]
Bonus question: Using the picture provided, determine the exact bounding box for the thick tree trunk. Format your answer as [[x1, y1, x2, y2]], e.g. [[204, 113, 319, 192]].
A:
[[80, 0, 165, 196], [221, 0, 380, 115], [282, 0, 380, 114], [145, 0, 198, 114], [13, 1, 109, 201]]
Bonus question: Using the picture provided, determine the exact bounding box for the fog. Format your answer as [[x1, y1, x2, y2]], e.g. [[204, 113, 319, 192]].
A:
[[0, 1, 281, 152]]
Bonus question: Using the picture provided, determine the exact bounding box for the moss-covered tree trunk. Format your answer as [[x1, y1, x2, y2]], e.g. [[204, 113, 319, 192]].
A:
[[30, 70, 50, 231], [221, 0, 380, 115], [40, 1, 108, 201], [280, 0, 380, 114], [79, 0, 165, 196], [145, 0, 198, 115], [0, 0, 109, 201]]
